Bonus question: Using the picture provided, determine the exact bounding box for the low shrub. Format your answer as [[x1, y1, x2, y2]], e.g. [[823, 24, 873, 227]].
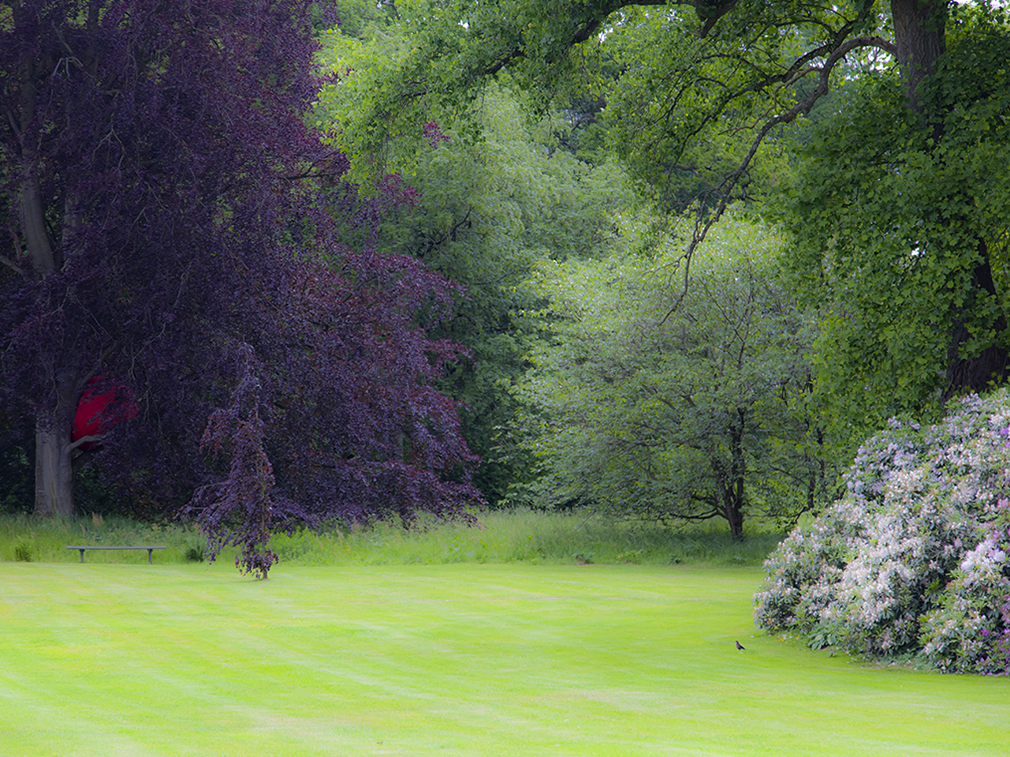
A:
[[184, 543, 206, 562], [754, 389, 1010, 673], [14, 540, 32, 562]]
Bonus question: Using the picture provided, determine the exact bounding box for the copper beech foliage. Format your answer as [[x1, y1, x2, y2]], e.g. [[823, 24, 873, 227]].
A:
[[0, 1, 481, 576]]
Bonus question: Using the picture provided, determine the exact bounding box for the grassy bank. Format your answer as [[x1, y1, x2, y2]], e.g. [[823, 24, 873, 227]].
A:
[[0, 509, 785, 568], [3, 562, 1009, 756]]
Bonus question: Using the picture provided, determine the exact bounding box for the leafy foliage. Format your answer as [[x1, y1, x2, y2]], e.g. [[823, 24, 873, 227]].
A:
[[185, 346, 281, 579], [321, 0, 1010, 409], [316, 34, 644, 504], [0, 0, 481, 574], [395, 110, 640, 505], [779, 11, 1010, 428], [316, 0, 814, 222], [517, 211, 834, 537], [558, 5, 797, 211], [755, 390, 1010, 673]]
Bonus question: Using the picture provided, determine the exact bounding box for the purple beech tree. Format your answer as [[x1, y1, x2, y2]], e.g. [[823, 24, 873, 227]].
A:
[[0, 0, 481, 575]]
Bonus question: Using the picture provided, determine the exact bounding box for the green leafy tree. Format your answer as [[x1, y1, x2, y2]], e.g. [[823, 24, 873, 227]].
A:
[[780, 10, 1010, 427], [315, 25, 643, 502], [380, 94, 638, 505], [550, 7, 796, 213], [519, 212, 834, 538], [322, 0, 1010, 417]]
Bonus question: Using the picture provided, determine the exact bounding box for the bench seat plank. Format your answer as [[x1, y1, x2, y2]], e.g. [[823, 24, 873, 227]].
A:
[[66, 545, 167, 564]]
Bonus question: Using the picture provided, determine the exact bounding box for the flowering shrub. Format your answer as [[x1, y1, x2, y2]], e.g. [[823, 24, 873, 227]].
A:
[[754, 390, 1010, 672]]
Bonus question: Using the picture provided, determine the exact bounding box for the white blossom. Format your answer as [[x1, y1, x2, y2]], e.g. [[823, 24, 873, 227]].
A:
[[755, 389, 1010, 673]]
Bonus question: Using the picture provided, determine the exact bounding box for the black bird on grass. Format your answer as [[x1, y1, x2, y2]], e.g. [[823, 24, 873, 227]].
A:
[[735, 640, 745, 650]]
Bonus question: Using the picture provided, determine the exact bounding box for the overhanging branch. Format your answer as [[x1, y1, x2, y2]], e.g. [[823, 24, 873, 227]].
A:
[[657, 32, 897, 327]]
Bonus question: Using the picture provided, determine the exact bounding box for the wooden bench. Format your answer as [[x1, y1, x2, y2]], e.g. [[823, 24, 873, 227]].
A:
[[66, 545, 166, 564]]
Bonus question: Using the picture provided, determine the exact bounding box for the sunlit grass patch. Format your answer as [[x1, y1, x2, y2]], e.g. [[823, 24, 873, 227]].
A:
[[2, 563, 1009, 756]]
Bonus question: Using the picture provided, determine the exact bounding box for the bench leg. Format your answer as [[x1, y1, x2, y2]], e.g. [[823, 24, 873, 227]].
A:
[[79, 549, 85, 563], [147, 548, 153, 564]]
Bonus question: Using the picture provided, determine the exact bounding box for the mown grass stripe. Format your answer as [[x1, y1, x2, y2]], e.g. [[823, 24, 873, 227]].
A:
[[2, 563, 1009, 756]]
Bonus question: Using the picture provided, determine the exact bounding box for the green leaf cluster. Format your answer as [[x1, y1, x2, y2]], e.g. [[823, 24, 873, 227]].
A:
[[778, 10, 1010, 429], [313, 0, 801, 210], [584, 5, 800, 210], [516, 210, 838, 534], [316, 48, 644, 503]]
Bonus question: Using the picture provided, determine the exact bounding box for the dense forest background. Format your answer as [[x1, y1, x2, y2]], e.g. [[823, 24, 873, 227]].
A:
[[4, 0, 1010, 568]]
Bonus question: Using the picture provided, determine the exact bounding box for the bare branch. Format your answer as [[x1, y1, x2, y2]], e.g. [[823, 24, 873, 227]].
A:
[[68, 434, 104, 453], [0, 253, 26, 276]]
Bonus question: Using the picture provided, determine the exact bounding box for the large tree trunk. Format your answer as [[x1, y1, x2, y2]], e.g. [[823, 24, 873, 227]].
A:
[[33, 366, 81, 518], [34, 421, 75, 518], [891, 0, 1009, 398], [890, 0, 946, 112], [943, 244, 1010, 400], [22, 135, 78, 516]]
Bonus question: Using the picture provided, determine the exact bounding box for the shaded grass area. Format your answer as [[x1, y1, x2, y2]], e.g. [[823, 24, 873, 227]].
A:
[[0, 509, 784, 567], [2, 562, 1009, 756]]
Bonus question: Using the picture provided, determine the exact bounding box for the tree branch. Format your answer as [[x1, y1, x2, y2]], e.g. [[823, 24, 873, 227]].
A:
[[68, 434, 104, 453], [477, 0, 675, 77], [0, 252, 26, 276], [657, 32, 897, 327]]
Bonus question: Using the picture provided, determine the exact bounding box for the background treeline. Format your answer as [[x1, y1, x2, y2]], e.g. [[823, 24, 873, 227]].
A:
[[304, 1, 857, 533], [6, 0, 1010, 553]]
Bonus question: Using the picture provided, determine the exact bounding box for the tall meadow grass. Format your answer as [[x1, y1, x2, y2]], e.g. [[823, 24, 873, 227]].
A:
[[0, 513, 205, 564], [0, 509, 785, 567]]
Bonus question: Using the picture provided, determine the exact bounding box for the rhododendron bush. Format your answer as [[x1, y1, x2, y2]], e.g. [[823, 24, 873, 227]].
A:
[[754, 390, 1010, 673]]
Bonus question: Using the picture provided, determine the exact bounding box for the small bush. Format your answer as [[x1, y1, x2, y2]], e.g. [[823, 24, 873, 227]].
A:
[[184, 543, 206, 563], [754, 390, 1010, 673], [14, 540, 32, 562]]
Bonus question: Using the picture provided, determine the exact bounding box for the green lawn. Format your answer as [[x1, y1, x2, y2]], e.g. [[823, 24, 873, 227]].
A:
[[2, 562, 1008, 756]]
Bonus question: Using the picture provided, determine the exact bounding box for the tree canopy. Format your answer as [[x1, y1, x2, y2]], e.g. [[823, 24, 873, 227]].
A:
[[323, 0, 1010, 423], [780, 9, 1010, 422], [518, 212, 834, 538], [0, 0, 481, 575], [316, 15, 647, 504]]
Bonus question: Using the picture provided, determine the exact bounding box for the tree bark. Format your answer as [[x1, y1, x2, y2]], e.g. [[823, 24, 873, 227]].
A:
[[943, 243, 1010, 400], [715, 414, 746, 541], [20, 164, 54, 275], [34, 422, 75, 518], [21, 83, 78, 514], [724, 492, 744, 541], [726, 424, 745, 542], [891, 0, 1009, 398], [33, 368, 81, 517], [890, 0, 946, 112]]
